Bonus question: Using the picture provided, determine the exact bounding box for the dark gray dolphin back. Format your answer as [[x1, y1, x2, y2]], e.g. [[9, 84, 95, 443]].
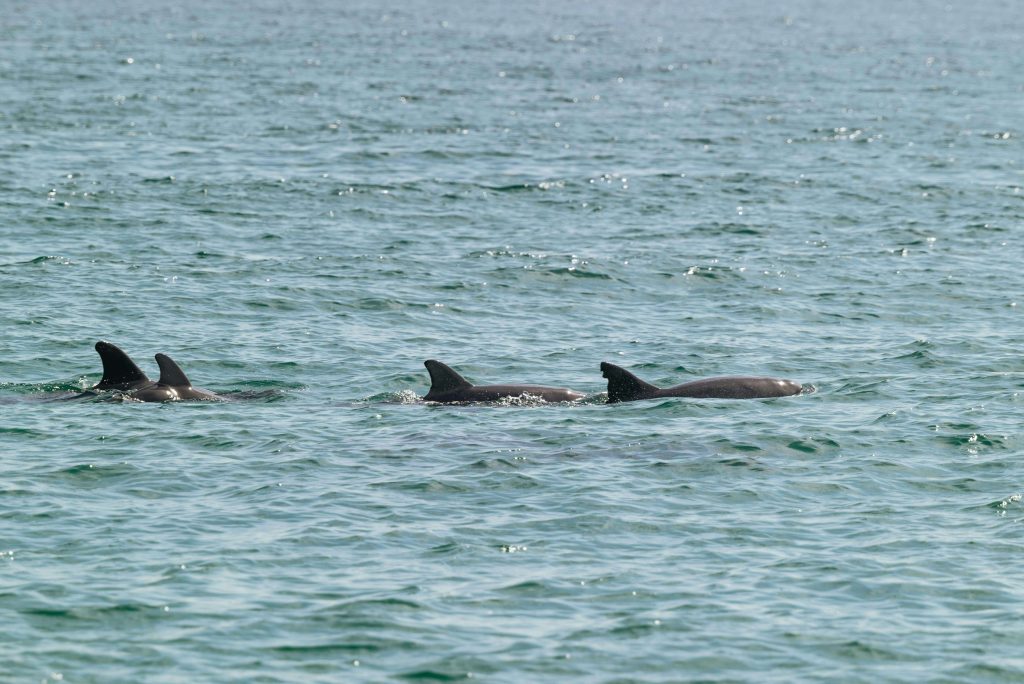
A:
[[424, 360, 472, 398], [602, 361, 803, 402], [155, 353, 192, 387], [601, 362, 659, 403], [127, 353, 220, 402], [423, 359, 586, 404], [94, 341, 150, 390]]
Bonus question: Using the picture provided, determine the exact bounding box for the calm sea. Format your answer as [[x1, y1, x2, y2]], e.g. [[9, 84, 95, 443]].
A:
[[2, 0, 1023, 681]]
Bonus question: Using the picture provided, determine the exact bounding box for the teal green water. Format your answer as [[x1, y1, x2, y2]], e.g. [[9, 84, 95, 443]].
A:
[[2, 0, 1024, 681]]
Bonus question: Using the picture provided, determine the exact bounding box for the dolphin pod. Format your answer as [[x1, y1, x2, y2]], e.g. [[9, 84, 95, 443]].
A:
[[425, 359, 803, 404], [83, 342, 805, 404], [90, 341, 222, 402]]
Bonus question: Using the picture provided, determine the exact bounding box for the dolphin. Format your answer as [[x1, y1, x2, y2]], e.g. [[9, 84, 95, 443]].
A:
[[128, 353, 222, 402], [93, 341, 152, 391], [423, 359, 585, 403], [601, 362, 802, 403]]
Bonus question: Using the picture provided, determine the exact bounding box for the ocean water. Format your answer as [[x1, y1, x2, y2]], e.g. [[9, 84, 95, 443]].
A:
[[2, 0, 1023, 680]]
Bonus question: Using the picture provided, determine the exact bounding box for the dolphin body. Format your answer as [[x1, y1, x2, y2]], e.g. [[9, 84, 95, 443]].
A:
[[601, 362, 802, 403], [89, 342, 220, 402], [423, 360, 585, 403], [128, 353, 222, 402]]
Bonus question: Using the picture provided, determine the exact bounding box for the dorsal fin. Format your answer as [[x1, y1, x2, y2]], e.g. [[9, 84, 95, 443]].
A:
[[424, 359, 472, 396], [94, 341, 149, 389], [155, 353, 192, 387], [600, 362, 660, 403]]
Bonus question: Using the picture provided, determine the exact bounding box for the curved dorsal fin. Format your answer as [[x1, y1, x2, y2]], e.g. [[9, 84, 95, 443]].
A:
[[600, 362, 659, 403], [94, 341, 149, 389], [424, 359, 472, 395], [155, 353, 192, 387]]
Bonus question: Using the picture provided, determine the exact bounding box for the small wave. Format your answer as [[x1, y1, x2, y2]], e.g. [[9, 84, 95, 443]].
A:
[[679, 264, 739, 279], [398, 668, 473, 682], [0, 379, 97, 403], [376, 479, 469, 493], [712, 439, 764, 453], [475, 181, 531, 192], [978, 130, 1014, 141], [498, 580, 550, 594], [53, 462, 140, 485], [26, 255, 74, 265], [365, 389, 422, 404], [218, 388, 288, 402], [930, 425, 1007, 452], [467, 248, 551, 259], [539, 267, 613, 280], [991, 494, 1022, 511], [23, 601, 168, 621], [354, 297, 414, 311], [0, 427, 44, 436], [428, 541, 463, 556], [835, 379, 889, 395], [691, 223, 762, 236], [786, 436, 841, 454], [887, 349, 940, 368]]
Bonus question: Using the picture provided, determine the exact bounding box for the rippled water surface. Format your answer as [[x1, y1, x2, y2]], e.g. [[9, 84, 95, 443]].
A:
[[2, 0, 1024, 681]]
